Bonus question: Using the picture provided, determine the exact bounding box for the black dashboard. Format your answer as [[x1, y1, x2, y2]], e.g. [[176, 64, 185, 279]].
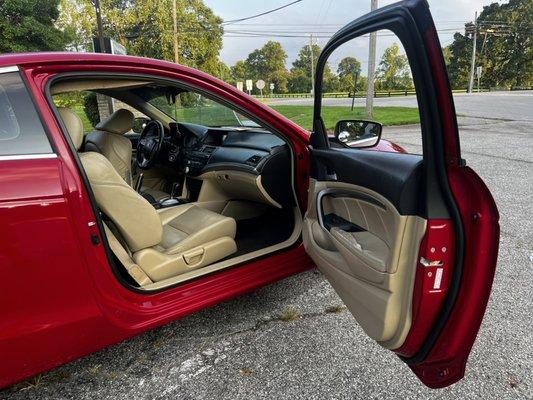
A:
[[162, 122, 293, 207]]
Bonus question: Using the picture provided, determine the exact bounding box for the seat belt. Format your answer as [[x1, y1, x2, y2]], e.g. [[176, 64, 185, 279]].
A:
[[102, 224, 153, 287]]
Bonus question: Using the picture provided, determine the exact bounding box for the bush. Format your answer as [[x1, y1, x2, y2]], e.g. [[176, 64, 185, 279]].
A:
[[83, 92, 100, 127]]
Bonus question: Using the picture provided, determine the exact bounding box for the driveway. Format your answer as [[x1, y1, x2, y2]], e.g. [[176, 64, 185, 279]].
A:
[[2, 94, 532, 399]]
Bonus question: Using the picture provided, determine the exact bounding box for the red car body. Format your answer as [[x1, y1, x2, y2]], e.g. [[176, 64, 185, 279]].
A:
[[0, 0, 500, 390], [0, 52, 317, 389]]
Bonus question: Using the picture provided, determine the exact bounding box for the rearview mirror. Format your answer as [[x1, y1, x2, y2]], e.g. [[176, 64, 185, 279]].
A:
[[334, 120, 382, 148]]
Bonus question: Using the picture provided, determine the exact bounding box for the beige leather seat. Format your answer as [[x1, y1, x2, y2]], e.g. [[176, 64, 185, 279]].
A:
[[84, 108, 170, 201], [58, 107, 238, 282]]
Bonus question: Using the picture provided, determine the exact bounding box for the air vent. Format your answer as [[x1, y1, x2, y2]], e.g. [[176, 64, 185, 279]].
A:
[[246, 155, 262, 166]]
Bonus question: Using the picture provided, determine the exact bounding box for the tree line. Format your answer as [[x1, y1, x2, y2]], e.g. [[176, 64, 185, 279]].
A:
[[0, 0, 530, 92], [227, 41, 412, 95]]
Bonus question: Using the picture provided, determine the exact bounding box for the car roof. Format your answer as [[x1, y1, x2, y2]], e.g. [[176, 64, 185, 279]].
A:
[[0, 52, 194, 73]]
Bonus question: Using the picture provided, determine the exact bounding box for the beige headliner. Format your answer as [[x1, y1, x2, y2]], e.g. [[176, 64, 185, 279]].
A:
[[51, 79, 151, 95]]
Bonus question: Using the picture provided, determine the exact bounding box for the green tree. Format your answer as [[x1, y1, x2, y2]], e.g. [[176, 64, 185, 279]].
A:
[[287, 69, 308, 93], [230, 60, 248, 82], [56, 0, 95, 51], [376, 43, 412, 90], [447, 32, 472, 89], [290, 44, 339, 93], [215, 60, 230, 81], [57, 0, 225, 76], [447, 0, 532, 88], [337, 57, 362, 92], [337, 57, 361, 79], [0, 0, 71, 52], [244, 41, 288, 93]]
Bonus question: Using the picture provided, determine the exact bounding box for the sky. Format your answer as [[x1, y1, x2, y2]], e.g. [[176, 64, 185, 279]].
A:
[[203, 0, 499, 73]]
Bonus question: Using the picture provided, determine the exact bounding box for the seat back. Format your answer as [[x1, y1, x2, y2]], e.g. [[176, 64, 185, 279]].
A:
[[84, 109, 135, 185], [58, 107, 84, 150], [79, 152, 163, 252], [58, 106, 162, 252]]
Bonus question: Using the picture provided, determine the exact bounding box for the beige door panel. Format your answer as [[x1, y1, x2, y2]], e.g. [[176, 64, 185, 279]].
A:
[[303, 179, 426, 349]]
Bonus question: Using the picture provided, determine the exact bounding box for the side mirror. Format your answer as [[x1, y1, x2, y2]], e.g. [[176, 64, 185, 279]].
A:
[[132, 117, 150, 134], [334, 120, 382, 148]]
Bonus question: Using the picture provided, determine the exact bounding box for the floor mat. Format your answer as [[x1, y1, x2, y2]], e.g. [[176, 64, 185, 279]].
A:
[[233, 208, 295, 257]]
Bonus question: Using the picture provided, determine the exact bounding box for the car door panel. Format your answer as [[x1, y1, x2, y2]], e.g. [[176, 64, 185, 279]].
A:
[[304, 177, 426, 348], [304, 0, 500, 388]]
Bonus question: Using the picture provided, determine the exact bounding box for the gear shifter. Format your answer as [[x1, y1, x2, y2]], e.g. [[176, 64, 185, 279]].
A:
[[158, 182, 183, 208], [170, 182, 181, 199]]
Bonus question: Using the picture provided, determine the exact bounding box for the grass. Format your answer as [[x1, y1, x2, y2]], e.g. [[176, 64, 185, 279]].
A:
[[271, 105, 420, 131], [278, 307, 301, 322], [325, 305, 347, 314], [72, 104, 95, 132], [65, 102, 419, 134]]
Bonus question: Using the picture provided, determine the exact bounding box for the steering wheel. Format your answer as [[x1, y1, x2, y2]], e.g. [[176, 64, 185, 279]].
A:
[[136, 120, 164, 169]]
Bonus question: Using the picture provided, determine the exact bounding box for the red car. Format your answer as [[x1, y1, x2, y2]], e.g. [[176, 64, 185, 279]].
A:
[[0, 0, 499, 390]]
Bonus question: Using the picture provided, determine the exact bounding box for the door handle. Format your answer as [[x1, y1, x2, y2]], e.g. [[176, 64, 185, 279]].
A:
[[420, 257, 443, 267]]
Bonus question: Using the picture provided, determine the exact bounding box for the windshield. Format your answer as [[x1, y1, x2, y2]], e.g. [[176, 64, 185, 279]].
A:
[[147, 91, 260, 128]]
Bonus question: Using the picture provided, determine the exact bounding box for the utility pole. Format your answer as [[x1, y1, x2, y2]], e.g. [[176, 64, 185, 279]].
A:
[[468, 11, 478, 94], [309, 34, 315, 97], [365, 0, 378, 119], [93, 0, 106, 53], [172, 0, 179, 63], [92, 0, 113, 116]]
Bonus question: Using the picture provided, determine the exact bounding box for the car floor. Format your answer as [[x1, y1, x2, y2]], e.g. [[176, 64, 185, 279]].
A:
[[233, 207, 295, 257]]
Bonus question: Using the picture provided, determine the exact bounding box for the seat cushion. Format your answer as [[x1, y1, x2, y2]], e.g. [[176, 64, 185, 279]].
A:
[[157, 204, 237, 255]]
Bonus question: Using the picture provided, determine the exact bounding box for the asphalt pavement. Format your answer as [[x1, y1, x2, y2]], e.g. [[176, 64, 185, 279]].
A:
[[2, 91, 532, 399]]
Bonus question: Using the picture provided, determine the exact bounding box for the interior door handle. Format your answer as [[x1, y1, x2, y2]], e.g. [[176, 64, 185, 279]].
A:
[[419, 257, 443, 267]]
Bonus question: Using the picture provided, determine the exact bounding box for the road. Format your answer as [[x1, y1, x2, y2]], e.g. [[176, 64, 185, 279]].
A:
[[268, 90, 533, 122], [2, 92, 532, 399]]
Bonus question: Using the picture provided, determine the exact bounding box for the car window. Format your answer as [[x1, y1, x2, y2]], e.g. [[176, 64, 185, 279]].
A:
[[0, 72, 53, 156], [322, 30, 423, 155], [148, 92, 259, 128]]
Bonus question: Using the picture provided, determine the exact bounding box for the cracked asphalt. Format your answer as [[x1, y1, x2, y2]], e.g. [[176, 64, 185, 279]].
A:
[[2, 92, 532, 399]]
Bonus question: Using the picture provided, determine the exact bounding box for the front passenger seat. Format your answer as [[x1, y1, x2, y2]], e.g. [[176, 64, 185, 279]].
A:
[[58, 107, 238, 282], [85, 108, 170, 201], [85, 109, 135, 185]]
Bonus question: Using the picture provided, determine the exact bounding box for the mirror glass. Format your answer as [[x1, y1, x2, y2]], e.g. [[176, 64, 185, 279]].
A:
[[335, 120, 382, 148]]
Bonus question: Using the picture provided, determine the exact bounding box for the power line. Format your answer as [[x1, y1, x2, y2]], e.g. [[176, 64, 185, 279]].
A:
[[221, 28, 464, 39], [125, 27, 464, 41], [320, 0, 334, 25], [314, 0, 327, 25], [222, 0, 303, 25]]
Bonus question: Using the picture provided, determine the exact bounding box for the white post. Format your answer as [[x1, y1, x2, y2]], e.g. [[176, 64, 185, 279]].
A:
[[365, 0, 378, 119], [310, 33, 315, 97]]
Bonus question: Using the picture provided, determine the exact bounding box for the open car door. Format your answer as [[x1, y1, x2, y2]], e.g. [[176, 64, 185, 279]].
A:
[[302, 0, 500, 388]]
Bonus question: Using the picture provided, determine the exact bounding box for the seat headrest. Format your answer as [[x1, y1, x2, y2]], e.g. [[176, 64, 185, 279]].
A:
[[95, 109, 135, 135], [58, 107, 84, 150]]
